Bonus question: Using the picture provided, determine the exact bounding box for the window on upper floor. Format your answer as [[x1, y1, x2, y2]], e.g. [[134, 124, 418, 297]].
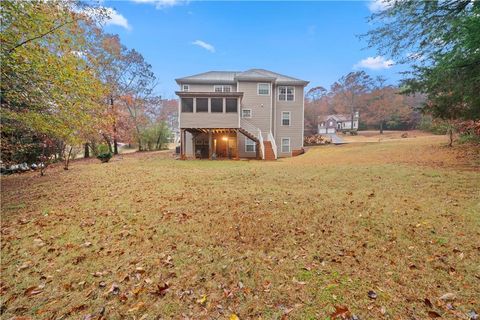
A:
[[214, 85, 232, 93], [226, 98, 238, 113], [211, 98, 223, 113], [196, 98, 208, 113], [181, 98, 193, 112], [241, 109, 252, 118], [281, 111, 291, 126], [245, 137, 256, 152], [278, 86, 295, 101], [258, 83, 270, 95], [281, 138, 291, 153], [182, 84, 189, 92]]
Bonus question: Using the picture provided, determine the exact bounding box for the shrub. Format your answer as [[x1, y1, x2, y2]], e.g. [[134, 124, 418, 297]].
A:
[[97, 152, 112, 163]]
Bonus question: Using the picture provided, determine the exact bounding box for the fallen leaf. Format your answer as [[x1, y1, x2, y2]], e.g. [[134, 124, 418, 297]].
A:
[[368, 290, 377, 299], [128, 301, 145, 313], [439, 292, 456, 301], [197, 294, 207, 305], [330, 305, 351, 319], [424, 298, 433, 308], [107, 283, 120, 295], [151, 283, 169, 297], [229, 314, 240, 320], [467, 310, 478, 320], [428, 310, 442, 318], [24, 286, 43, 296]]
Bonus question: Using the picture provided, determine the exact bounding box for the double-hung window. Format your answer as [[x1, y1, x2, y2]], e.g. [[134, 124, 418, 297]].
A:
[[245, 138, 256, 152], [257, 83, 270, 95], [281, 138, 290, 153], [241, 109, 252, 118], [214, 85, 232, 93], [281, 111, 291, 126], [278, 86, 295, 101], [182, 84, 189, 92]]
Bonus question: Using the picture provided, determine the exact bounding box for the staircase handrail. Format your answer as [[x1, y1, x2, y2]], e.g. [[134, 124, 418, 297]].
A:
[[240, 119, 265, 160]]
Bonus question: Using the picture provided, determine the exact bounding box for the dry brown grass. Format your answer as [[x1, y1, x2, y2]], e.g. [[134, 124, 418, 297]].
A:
[[1, 137, 479, 319]]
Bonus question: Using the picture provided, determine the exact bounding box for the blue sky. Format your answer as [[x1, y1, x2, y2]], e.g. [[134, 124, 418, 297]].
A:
[[102, 0, 405, 99]]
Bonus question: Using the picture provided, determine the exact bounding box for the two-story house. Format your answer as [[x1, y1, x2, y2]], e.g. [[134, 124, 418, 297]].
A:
[[175, 69, 309, 160], [317, 112, 359, 134]]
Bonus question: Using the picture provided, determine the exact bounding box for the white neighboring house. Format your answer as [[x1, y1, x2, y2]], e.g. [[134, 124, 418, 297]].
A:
[[318, 112, 359, 134]]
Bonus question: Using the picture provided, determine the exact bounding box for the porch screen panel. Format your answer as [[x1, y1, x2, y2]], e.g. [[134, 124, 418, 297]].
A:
[[211, 98, 223, 113], [196, 98, 208, 112], [181, 98, 193, 112], [226, 98, 237, 113]]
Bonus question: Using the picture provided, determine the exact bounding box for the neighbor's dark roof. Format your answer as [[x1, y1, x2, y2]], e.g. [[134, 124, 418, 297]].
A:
[[175, 69, 309, 86]]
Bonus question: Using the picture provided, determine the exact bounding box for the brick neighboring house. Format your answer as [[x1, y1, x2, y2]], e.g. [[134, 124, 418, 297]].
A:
[[318, 112, 359, 134], [175, 69, 309, 160]]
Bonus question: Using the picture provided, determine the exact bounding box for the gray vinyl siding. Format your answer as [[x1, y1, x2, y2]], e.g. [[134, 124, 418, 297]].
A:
[[180, 112, 239, 128], [237, 132, 257, 158], [274, 85, 304, 157], [238, 81, 272, 136], [181, 84, 237, 92]]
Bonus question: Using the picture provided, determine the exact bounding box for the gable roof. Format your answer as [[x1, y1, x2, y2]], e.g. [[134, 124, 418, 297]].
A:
[[318, 114, 351, 122], [176, 69, 309, 86]]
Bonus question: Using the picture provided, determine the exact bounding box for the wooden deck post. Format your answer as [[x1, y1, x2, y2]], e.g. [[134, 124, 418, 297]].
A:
[[180, 129, 184, 159], [235, 129, 240, 160]]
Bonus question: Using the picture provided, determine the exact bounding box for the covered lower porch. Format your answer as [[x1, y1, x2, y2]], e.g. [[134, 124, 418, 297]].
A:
[[179, 128, 261, 160]]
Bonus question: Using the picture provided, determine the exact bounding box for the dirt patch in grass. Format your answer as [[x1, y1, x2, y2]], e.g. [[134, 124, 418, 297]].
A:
[[1, 138, 479, 319]]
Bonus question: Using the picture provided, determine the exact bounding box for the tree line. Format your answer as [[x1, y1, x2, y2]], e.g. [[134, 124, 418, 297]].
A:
[[1, 0, 171, 174], [362, 0, 479, 145], [307, 0, 479, 146], [304, 71, 423, 135]]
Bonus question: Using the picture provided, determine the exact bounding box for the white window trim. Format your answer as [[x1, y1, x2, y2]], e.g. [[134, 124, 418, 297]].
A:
[[278, 86, 295, 102], [257, 83, 270, 96], [214, 85, 232, 93], [182, 84, 189, 92], [281, 111, 291, 126], [245, 137, 256, 152], [241, 108, 252, 118], [281, 137, 291, 153]]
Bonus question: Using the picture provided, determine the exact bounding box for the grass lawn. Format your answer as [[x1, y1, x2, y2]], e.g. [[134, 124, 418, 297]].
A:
[[1, 136, 479, 319]]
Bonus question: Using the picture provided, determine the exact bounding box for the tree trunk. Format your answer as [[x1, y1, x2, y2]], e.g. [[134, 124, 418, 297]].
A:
[[111, 97, 119, 155], [84, 143, 90, 158], [448, 127, 453, 147], [64, 146, 73, 170], [103, 134, 112, 153], [379, 121, 384, 134]]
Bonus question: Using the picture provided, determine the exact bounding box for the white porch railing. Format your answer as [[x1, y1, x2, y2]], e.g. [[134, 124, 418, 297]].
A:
[[240, 119, 265, 160], [267, 132, 277, 159], [258, 129, 265, 160]]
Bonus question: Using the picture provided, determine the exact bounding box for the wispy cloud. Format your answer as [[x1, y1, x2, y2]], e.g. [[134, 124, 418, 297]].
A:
[[192, 40, 215, 53], [368, 0, 390, 12], [354, 56, 394, 70], [104, 7, 131, 30], [131, 0, 187, 9]]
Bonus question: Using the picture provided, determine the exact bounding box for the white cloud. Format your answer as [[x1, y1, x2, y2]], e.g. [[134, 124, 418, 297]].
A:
[[104, 7, 131, 30], [354, 56, 394, 70], [192, 40, 215, 53], [368, 0, 390, 12], [131, 0, 186, 9]]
